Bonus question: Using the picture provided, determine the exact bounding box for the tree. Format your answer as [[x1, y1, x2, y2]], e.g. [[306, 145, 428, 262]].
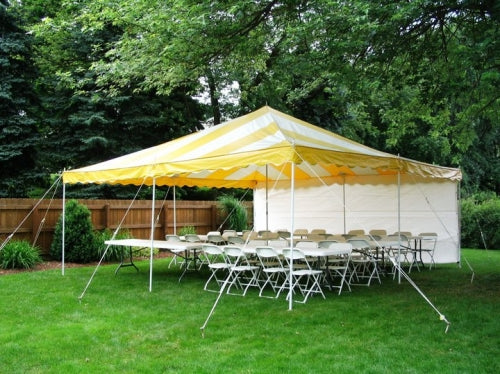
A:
[[5, 0, 499, 197], [0, 1, 40, 197], [29, 0, 206, 198]]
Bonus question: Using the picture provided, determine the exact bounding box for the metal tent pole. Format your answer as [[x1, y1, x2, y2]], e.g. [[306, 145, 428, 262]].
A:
[[149, 179, 156, 292], [62, 181, 66, 276], [288, 161, 295, 311]]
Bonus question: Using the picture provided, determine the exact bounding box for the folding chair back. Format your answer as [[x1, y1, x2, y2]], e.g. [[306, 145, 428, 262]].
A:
[[184, 234, 201, 242], [202, 244, 231, 292], [281, 248, 325, 303], [255, 246, 286, 298], [419, 232, 438, 269], [323, 243, 352, 295], [223, 246, 260, 296]]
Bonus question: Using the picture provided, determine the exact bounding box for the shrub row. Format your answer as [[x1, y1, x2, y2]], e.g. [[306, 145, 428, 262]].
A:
[[461, 193, 500, 249]]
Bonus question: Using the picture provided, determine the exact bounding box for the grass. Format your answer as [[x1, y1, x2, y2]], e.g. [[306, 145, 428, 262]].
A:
[[0, 249, 498, 373]]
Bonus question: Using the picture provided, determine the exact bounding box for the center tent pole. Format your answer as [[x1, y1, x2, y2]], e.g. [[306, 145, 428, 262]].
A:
[[288, 161, 295, 311], [266, 165, 269, 231], [149, 178, 156, 292], [342, 174, 346, 234], [173, 185, 177, 235], [62, 180, 66, 276]]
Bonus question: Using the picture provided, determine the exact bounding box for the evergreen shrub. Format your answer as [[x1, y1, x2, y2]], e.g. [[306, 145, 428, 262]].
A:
[[50, 199, 99, 263]]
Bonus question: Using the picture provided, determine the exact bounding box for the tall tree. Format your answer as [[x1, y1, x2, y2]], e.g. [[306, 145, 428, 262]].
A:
[[30, 0, 205, 197], [0, 1, 40, 197]]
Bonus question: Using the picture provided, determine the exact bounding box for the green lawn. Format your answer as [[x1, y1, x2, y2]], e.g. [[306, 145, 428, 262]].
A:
[[0, 249, 498, 373]]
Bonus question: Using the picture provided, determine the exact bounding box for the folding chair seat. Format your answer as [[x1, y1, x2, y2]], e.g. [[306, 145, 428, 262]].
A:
[[255, 246, 287, 298], [280, 248, 326, 303], [223, 246, 261, 296], [202, 244, 231, 293], [322, 243, 352, 295], [347, 239, 381, 286]]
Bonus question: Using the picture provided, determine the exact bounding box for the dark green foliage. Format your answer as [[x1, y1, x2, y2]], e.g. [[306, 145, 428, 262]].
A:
[[95, 228, 133, 262], [0, 240, 42, 269], [50, 199, 99, 263], [0, 3, 40, 197], [461, 193, 500, 249], [1, 0, 498, 200], [217, 195, 248, 232]]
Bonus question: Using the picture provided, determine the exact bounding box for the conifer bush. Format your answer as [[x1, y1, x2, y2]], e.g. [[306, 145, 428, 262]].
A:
[[50, 199, 99, 263]]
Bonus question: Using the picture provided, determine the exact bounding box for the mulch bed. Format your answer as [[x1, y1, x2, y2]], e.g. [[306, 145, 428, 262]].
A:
[[0, 251, 172, 276]]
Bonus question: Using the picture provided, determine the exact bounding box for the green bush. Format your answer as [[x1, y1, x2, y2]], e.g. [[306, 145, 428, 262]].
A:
[[461, 193, 500, 249], [95, 229, 134, 261], [217, 195, 248, 232], [0, 240, 42, 269], [178, 226, 196, 235], [50, 199, 99, 263]]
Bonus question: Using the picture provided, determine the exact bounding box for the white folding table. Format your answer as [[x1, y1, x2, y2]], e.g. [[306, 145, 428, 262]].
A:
[[105, 239, 203, 280]]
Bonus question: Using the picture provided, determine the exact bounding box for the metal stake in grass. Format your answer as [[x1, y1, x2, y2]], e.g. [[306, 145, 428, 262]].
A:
[[200, 266, 236, 338], [385, 247, 451, 333]]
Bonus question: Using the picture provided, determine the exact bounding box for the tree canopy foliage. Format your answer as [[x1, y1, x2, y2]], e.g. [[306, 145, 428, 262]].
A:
[[1, 0, 499, 198]]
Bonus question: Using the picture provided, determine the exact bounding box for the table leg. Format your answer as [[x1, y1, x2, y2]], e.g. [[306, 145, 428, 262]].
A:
[[115, 245, 139, 274]]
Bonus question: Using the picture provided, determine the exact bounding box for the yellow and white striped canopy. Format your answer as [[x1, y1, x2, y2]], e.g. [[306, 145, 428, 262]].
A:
[[62, 106, 462, 188]]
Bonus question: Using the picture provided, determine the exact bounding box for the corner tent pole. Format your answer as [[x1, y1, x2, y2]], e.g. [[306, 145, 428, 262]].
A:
[[288, 161, 295, 311], [62, 180, 66, 276], [149, 178, 156, 292], [397, 170, 401, 284]]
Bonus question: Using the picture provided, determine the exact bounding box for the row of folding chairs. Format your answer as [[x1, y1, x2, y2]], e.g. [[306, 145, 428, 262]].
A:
[[201, 244, 356, 303]]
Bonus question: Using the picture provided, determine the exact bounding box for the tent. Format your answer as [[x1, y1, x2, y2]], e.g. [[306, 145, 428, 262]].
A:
[[62, 105, 462, 288]]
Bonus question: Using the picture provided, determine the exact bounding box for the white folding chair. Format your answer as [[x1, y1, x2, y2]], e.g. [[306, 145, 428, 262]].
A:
[[185, 234, 206, 269], [347, 239, 381, 286], [280, 248, 325, 303], [207, 231, 227, 245], [165, 234, 184, 269], [418, 232, 438, 270], [255, 246, 287, 298], [322, 243, 352, 295], [202, 244, 231, 293], [385, 234, 413, 275], [223, 246, 260, 296]]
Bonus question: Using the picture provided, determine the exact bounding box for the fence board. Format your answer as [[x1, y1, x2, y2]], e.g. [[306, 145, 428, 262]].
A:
[[0, 199, 253, 256]]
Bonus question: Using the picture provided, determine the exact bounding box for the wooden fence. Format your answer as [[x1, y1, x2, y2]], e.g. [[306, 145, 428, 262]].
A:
[[0, 199, 253, 256]]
